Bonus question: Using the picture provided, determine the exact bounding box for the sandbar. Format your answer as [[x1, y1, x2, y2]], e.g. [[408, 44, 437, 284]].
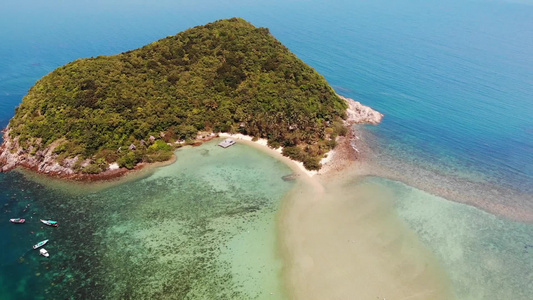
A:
[[220, 132, 454, 299]]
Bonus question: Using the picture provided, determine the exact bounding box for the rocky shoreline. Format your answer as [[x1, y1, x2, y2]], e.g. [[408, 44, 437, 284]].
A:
[[338, 95, 383, 125], [317, 95, 383, 176], [0, 127, 143, 181], [0, 95, 382, 181]]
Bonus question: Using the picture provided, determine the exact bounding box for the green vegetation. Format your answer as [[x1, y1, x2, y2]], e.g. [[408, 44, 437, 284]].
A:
[[9, 18, 347, 171]]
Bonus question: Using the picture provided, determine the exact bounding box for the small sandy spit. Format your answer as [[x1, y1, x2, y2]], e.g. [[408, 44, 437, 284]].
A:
[[270, 97, 452, 300]]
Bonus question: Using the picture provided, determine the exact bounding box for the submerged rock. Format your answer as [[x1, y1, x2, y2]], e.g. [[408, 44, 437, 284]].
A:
[[282, 173, 300, 181]]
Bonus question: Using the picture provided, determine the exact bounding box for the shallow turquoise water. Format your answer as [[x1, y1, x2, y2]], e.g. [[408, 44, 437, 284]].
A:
[[0, 140, 294, 299], [368, 177, 533, 299]]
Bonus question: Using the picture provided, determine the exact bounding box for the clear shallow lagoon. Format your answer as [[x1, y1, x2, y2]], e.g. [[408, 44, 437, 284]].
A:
[[1, 0, 532, 298], [1, 140, 294, 299]]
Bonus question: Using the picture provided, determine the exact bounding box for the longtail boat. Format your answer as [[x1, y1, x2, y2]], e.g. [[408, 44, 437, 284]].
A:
[[40, 219, 58, 227], [33, 239, 49, 250]]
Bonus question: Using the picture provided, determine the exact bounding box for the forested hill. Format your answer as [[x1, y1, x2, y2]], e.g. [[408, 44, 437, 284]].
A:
[[5, 18, 347, 173]]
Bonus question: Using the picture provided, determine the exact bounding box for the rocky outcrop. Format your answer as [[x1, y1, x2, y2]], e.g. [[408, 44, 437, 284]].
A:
[[0, 128, 134, 181], [338, 95, 383, 125], [315, 95, 383, 175], [0, 128, 76, 175]]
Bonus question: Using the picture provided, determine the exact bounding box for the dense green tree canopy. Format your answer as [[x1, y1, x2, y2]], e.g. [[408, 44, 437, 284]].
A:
[[9, 18, 347, 171]]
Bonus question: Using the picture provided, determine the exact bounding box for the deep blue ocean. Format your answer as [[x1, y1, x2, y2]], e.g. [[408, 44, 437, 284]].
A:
[[1, 0, 532, 298]]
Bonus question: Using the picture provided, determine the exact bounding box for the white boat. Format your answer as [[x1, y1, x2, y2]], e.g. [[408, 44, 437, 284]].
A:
[[39, 248, 49, 257], [33, 239, 49, 250], [40, 219, 58, 227], [218, 138, 236, 148], [9, 218, 25, 224]]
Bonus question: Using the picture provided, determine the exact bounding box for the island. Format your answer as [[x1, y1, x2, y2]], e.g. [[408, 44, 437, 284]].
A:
[[0, 18, 381, 179]]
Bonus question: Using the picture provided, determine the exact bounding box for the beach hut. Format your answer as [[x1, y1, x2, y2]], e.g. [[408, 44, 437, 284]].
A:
[[218, 138, 236, 148]]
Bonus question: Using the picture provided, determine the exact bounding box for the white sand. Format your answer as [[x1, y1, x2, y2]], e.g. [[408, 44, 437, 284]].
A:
[[218, 133, 319, 177], [108, 162, 120, 170]]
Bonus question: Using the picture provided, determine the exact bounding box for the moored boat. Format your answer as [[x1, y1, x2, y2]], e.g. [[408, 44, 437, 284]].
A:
[[33, 239, 49, 250], [39, 248, 49, 257], [40, 219, 58, 227], [9, 218, 25, 224]]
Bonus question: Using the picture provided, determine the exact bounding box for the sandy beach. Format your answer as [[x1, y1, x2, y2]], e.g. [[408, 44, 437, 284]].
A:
[[218, 133, 319, 177]]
